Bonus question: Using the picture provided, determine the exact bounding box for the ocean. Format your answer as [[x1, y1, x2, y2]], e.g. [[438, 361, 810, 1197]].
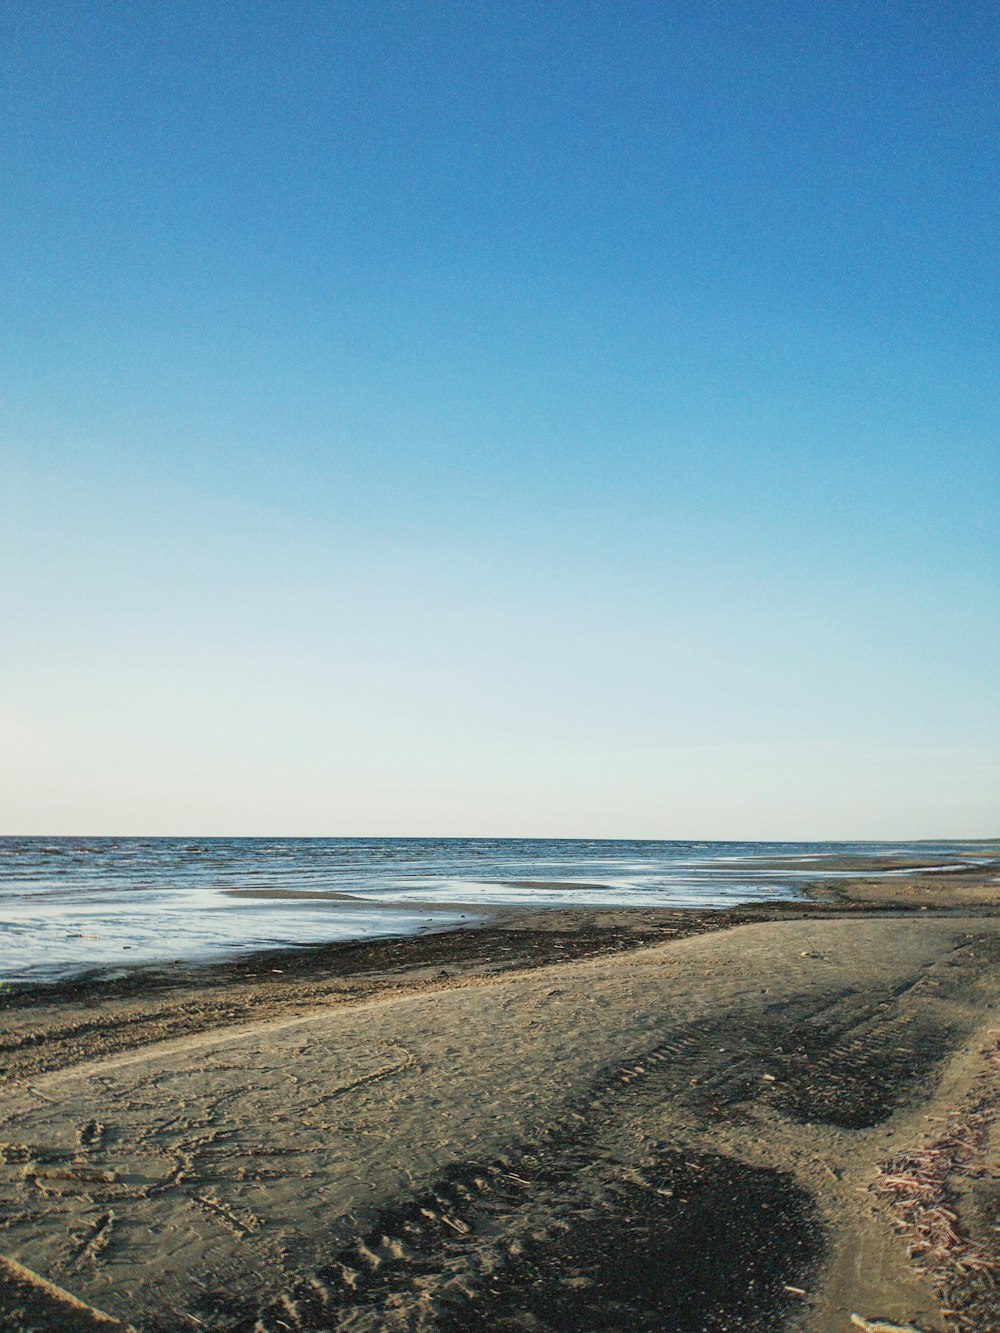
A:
[[0, 836, 985, 985]]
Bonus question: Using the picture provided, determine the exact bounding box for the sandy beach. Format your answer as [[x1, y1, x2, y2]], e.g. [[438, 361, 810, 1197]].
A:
[[0, 859, 997, 1332]]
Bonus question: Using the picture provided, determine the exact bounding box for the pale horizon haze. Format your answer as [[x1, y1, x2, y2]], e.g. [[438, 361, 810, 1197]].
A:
[[2, 2, 998, 839]]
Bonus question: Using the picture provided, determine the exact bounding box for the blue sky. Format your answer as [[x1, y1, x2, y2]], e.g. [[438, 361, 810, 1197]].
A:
[[2, 1, 997, 836]]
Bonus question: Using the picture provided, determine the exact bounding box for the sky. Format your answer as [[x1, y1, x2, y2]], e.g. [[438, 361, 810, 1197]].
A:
[[1, 0, 997, 838]]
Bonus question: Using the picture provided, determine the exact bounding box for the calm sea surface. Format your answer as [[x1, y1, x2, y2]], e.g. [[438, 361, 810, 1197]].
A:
[[0, 837, 986, 985]]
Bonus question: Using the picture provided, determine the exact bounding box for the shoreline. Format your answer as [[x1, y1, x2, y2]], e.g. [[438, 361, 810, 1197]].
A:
[[5, 841, 995, 995], [0, 858, 997, 1331], [6, 853, 996, 1003]]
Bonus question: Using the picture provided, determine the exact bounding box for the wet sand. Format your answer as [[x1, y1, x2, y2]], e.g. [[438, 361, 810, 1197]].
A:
[[0, 859, 997, 1331]]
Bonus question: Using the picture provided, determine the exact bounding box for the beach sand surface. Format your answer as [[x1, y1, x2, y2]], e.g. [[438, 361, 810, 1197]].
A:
[[0, 862, 997, 1331]]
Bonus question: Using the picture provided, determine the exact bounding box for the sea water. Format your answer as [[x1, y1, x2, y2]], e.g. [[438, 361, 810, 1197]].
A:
[[0, 837, 987, 985]]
